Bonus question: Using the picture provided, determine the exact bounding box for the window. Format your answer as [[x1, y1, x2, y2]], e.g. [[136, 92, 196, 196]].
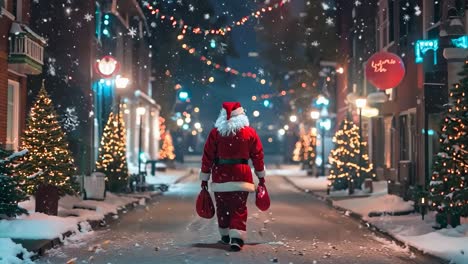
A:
[[6, 80, 20, 150], [384, 116, 394, 168], [0, 0, 6, 9]]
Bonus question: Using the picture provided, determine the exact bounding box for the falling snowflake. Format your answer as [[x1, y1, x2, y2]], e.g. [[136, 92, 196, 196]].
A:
[[354, 0, 361, 6], [311, 40, 320, 47], [403, 14, 410, 22], [128, 27, 137, 38], [47, 58, 56, 76], [325, 17, 334, 26], [84, 13, 93, 22], [321, 2, 330, 10], [258, 68, 265, 76], [62, 107, 80, 132], [189, 4, 195, 12], [204, 13, 210, 20], [414, 5, 421, 16], [76, 22, 82, 28], [151, 22, 157, 28]]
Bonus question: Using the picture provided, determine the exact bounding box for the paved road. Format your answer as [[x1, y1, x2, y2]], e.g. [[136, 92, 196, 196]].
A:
[[38, 174, 443, 264]]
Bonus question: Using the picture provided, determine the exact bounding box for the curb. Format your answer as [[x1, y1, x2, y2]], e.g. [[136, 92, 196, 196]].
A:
[[15, 169, 193, 261], [282, 176, 448, 264]]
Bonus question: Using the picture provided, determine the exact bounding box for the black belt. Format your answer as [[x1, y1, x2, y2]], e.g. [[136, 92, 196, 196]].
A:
[[214, 158, 249, 165]]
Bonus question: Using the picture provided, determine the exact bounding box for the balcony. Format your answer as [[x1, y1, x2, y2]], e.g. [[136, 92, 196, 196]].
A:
[[8, 22, 46, 75]]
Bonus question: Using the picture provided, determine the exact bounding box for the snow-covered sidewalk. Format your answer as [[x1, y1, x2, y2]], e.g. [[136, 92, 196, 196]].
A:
[[0, 168, 191, 262]]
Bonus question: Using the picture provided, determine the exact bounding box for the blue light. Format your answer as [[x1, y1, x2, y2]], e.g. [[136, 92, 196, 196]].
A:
[[104, 14, 110, 19], [263, 100, 270, 107], [99, 79, 105, 84], [105, 80, 112, 86], [182, 124, 189, 130], [452, 36, 468, 49], [415, 39, 439, 64], [210, 39, 216, 48], [178, 91, 189, 101], [316, 95, 330, 107], [104, 20, 109, 25], [421, 129, 435, 135], [319, 119, 332, 131], [103, 28, 109, 36]]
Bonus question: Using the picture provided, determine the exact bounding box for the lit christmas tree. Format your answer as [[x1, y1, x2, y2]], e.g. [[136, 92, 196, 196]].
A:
[[328, 118, 375, 191], [430, 61, 468, 227], [159, 132, 176, 161], [292, 130, 316, 172], [15, 83, 77, 215], [0, 148, 28, 218], [96, 111, 129, 192]]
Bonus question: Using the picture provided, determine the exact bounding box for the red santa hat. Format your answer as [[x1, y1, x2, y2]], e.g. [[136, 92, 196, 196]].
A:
[[222, 102, 244, 120]]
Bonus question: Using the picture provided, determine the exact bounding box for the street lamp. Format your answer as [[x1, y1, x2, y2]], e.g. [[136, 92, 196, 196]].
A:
[[289, 115, 298, 123], [310, 110, 320, 120], [319, 118, 331, 177], [137, 105, 146, 186], [354, 97, 367, 195]]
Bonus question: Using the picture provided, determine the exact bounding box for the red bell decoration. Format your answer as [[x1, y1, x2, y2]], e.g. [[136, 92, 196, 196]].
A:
[[365, 52, 405, 90], [196, 188, 215, 219], [255, 184, 270, 211]]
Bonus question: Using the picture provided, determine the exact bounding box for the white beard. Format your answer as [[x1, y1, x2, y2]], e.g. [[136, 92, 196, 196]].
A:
[[215, 109, 249, 136]]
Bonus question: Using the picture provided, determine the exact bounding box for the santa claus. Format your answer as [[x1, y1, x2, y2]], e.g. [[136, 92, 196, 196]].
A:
[[199, 102, 266, 251]]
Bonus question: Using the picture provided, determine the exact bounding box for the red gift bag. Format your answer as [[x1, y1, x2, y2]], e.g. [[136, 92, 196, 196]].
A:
[[196, 188, 215, 219], [256, 184, 270, 211]]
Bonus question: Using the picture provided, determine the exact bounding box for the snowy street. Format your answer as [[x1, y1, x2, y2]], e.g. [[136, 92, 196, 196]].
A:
[[37, 173, 441, 264]]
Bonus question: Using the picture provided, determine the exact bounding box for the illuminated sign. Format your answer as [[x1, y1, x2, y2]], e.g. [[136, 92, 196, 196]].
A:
[[94, 56, 120, 78]]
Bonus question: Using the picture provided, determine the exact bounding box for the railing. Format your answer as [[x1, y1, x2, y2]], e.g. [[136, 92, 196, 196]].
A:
[[9, 35, 44, 65]]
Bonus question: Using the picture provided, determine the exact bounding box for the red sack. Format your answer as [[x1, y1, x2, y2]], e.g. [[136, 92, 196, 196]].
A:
[[255, 184, 270, 211], [196, 188, 215, 219]]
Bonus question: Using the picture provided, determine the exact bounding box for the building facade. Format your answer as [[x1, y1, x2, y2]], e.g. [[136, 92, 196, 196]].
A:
[[0, 0, 45, 150], [26, 0, 160, 174], [336, 0, 467, 199]]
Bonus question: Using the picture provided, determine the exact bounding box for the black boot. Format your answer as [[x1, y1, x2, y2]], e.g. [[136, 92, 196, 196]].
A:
[[230, 238, 244, 251], [220, 235, 230, 244]]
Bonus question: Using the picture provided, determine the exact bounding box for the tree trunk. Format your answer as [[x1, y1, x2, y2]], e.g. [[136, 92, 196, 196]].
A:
[[35, 184, 59, 215]]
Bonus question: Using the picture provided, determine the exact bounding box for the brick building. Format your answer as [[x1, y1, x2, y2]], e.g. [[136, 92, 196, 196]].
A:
[[335, 0, 467, 199], [0, 0, 45, 150]]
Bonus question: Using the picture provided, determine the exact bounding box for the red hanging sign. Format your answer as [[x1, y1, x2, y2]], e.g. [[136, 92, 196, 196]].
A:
[[365, 52, 405, 90], [94, 56, 120, 78]]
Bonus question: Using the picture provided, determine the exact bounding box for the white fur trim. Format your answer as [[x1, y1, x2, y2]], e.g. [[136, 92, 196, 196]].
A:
[[199, 171, 211, 181], [229, 229, 247, 241], [255, 170, 266, 178], [231, 107, 245, 117], [215, 109, 249, 136], [211, 181, 255, 192], [219, 228, 229, 236]]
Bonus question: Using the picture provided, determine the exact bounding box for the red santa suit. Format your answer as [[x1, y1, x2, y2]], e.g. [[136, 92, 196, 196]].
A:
[[200, 102, 265, 242]]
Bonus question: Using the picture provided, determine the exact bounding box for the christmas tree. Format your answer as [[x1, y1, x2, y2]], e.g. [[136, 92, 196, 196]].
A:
[[159, 132, 176, 161], [0, 148, 28, 218], [15, 84, 77, 196], [328, 118, 375, 191], [292, 130, 316, 172], [96, 111, 129, 192], [430, 62, 468, 227]]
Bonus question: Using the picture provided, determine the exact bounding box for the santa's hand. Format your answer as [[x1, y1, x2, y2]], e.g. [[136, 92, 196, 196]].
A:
[[259, 177, 266, 186], [201, 181, 208, 189]]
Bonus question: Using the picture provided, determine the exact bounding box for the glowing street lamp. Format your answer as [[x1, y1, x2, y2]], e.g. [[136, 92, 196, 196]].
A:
[[310, 110, 320, 120], [115, 75, 130, 89]]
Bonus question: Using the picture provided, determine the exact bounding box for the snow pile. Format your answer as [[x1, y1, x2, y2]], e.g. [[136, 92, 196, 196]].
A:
[[329, 181, 388, 197], [0, 238, 33, 264], [402, 225, 468, 263], [368, 213, 468, 263], [0, 193, 139, 241], [334, 194, 414, 218]]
